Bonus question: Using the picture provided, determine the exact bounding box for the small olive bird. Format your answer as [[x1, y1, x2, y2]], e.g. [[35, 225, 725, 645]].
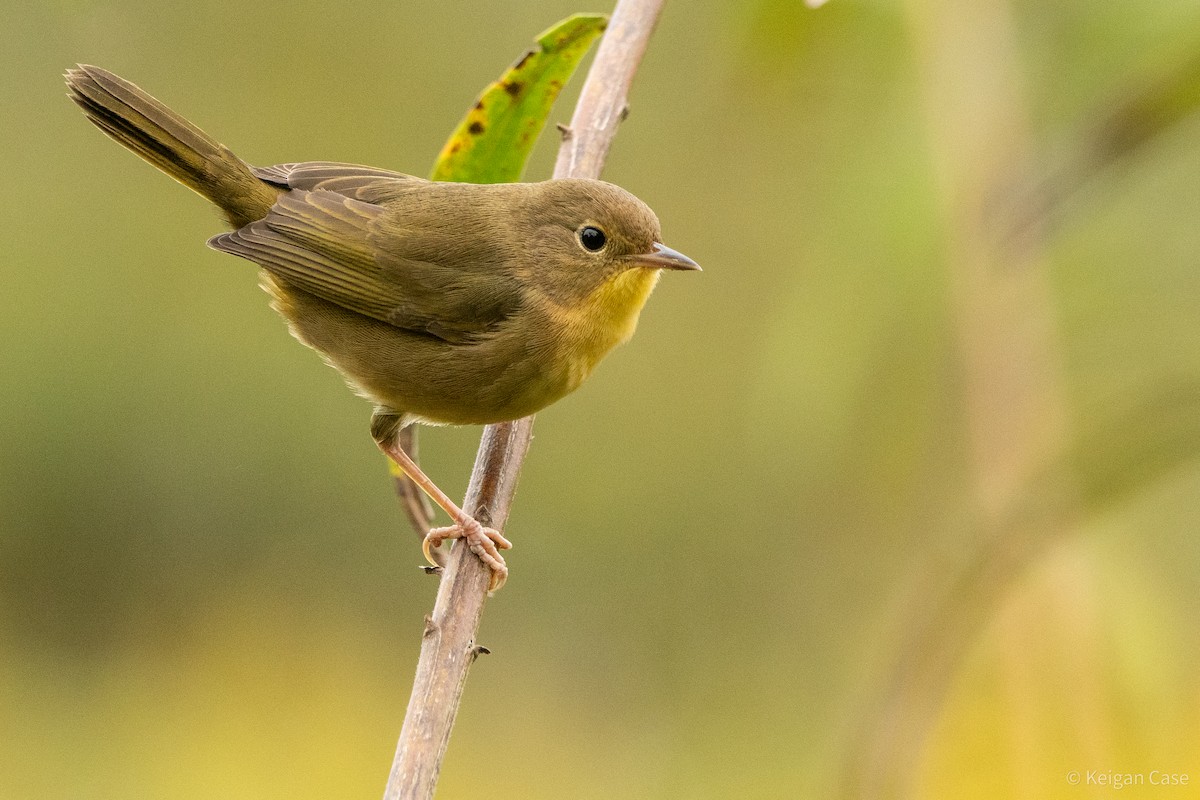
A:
[[65, 64, 699, 591]]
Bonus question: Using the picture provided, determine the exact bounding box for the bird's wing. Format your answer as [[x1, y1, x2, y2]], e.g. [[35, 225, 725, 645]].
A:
[[252, 161, 424, 204], [209, 189, 522, 342]]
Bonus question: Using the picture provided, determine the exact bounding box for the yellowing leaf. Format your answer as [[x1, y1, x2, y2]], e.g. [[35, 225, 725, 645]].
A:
[[430, 13, 607, 183]]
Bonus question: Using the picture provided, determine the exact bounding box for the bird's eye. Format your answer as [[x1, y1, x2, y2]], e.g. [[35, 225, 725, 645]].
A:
[[578, 225, 607, 252]]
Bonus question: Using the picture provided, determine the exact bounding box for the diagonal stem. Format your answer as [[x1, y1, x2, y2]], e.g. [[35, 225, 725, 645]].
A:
[[382, 2, 667, 798]]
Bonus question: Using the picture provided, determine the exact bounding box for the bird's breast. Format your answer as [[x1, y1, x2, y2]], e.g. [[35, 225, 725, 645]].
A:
[[530, 267, 662, 394]]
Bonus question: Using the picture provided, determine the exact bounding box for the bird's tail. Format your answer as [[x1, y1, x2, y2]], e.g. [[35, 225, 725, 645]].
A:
[[65, 64, 279, 228]]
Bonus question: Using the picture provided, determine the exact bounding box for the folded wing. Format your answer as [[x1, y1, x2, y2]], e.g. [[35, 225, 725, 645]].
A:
[[209, 186, 522, 343]]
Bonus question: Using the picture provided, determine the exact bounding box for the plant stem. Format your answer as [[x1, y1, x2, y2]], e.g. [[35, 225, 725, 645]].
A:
[[382, 2, 666, 797]]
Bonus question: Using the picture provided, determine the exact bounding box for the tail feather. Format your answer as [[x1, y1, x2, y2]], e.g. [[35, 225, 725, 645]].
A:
[[65, 65, 279, 228]]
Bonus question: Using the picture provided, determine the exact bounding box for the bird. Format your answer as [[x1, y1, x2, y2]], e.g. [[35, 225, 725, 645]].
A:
[[65, 64, 699, 592]]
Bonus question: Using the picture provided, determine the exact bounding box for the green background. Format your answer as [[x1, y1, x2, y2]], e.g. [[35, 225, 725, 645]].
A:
[[4, 1, 1200, 797]]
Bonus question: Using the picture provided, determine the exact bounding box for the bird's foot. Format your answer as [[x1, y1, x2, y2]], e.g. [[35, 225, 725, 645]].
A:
[[423, 516, 512, 593]]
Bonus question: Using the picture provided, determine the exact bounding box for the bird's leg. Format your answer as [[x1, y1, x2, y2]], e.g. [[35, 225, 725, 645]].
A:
[[391, 425, 436, 546], [371, 410, 512, 592]]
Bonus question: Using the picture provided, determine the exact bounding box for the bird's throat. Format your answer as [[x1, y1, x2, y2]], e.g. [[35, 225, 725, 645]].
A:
[[534, 267, 662, 395], [587, 267, 662, 349]]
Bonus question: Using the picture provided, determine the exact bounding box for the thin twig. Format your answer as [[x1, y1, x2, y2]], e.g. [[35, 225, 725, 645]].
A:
[[552, 1, 664, 180], [382, 2, 666, 798]]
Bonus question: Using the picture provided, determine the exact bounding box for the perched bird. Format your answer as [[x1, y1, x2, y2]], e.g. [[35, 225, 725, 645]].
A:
[[65, 64, 699, 591]]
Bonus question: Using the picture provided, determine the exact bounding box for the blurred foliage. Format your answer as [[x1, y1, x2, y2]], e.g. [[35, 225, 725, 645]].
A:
[[4, 1, 1200, 798]]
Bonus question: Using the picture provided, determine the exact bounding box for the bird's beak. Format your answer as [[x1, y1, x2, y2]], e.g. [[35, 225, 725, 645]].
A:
[[628, 242, 702, 271]]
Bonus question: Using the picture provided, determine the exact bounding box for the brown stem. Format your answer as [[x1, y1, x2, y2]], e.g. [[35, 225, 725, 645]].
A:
[[552, 0, 664, 180], [382, 2, 666, 798]]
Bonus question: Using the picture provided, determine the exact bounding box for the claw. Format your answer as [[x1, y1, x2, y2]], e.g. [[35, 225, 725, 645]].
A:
[[421, 515, 512, 592]]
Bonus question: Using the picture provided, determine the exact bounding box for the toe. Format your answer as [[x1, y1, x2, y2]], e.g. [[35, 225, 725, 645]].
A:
[[487, 563, 509, 593], [421, 534, 442, 566], [467, 537, 507, 572]]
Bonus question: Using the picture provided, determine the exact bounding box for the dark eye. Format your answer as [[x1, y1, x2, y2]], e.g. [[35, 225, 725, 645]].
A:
[[578, 225, 607, 252]]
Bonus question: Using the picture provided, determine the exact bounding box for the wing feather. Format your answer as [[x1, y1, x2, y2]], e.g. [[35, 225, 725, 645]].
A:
[[251, 161, 423, 203], [208, 188, 521, 342]]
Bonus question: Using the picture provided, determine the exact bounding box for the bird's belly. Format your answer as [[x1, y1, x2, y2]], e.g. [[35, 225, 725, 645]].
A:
[[269, 282, 585, 426]]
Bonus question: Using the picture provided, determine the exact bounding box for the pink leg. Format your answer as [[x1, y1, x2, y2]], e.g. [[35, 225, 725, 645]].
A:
[[377, 437, 512, 592]]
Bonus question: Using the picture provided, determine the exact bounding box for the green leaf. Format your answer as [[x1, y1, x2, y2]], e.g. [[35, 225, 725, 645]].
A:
[[430, 13, 608, 184]]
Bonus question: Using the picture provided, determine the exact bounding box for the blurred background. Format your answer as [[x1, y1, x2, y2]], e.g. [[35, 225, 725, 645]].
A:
[[4, 0, 1200, 797]]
